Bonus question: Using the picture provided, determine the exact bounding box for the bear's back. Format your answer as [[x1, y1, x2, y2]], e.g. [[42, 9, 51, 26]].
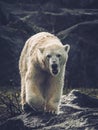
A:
[[27, 32, 61, 52]]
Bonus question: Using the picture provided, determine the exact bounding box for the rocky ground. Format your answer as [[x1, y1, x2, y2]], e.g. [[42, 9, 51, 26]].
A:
[[0, 90, 98, 130]]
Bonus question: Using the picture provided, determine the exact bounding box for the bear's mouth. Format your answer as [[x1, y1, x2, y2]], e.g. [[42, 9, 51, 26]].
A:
[[52, 69, 58, 75]]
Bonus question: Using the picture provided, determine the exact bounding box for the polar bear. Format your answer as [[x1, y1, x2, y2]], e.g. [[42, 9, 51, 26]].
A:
[[19, 32, 70, 114]]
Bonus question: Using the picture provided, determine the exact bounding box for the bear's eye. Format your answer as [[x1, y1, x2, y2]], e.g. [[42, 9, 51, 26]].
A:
[[56, 54, 61, 58], [46, 54, 51, 58]]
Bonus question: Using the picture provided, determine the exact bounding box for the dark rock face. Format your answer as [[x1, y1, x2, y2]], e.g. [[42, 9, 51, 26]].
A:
[[58, 21, 98, 88], [1, 90, 98, 130], [0, 26, 29, 86], [1, 0, 98, 8], [0, 1, 98, 87]]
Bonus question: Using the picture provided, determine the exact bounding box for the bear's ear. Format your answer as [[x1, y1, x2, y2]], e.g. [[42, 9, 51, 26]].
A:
[[64, 44, 70, 53], [38, 47, 44, 54]]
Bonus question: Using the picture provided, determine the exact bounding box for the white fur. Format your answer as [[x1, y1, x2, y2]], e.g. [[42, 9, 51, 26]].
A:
[[19, 32, 70, 114]]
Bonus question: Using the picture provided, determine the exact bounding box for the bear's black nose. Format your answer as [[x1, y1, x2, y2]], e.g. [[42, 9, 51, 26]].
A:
[[52, 64, 57, 69]]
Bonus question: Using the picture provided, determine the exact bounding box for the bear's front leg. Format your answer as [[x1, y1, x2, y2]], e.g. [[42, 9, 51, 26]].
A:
[[45, 100, 59, 114], [45, 78, 63, 114], [25, 79, 45, 112], [24, 68, 45, 112]]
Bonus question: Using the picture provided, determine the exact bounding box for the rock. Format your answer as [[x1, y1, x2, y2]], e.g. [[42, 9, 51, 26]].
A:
[[0, 90, 98, 130], [1, 0, 98, 9], [0, 26, 29, 86], [0, 1, 98, 87], [58, 20, 98, 88]]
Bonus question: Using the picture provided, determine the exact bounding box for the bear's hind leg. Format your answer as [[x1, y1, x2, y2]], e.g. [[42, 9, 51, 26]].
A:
[[21, 77, 26, 110]]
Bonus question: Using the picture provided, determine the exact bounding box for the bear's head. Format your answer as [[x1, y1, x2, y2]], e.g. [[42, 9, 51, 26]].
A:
[[38, 44, 70, 76]]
